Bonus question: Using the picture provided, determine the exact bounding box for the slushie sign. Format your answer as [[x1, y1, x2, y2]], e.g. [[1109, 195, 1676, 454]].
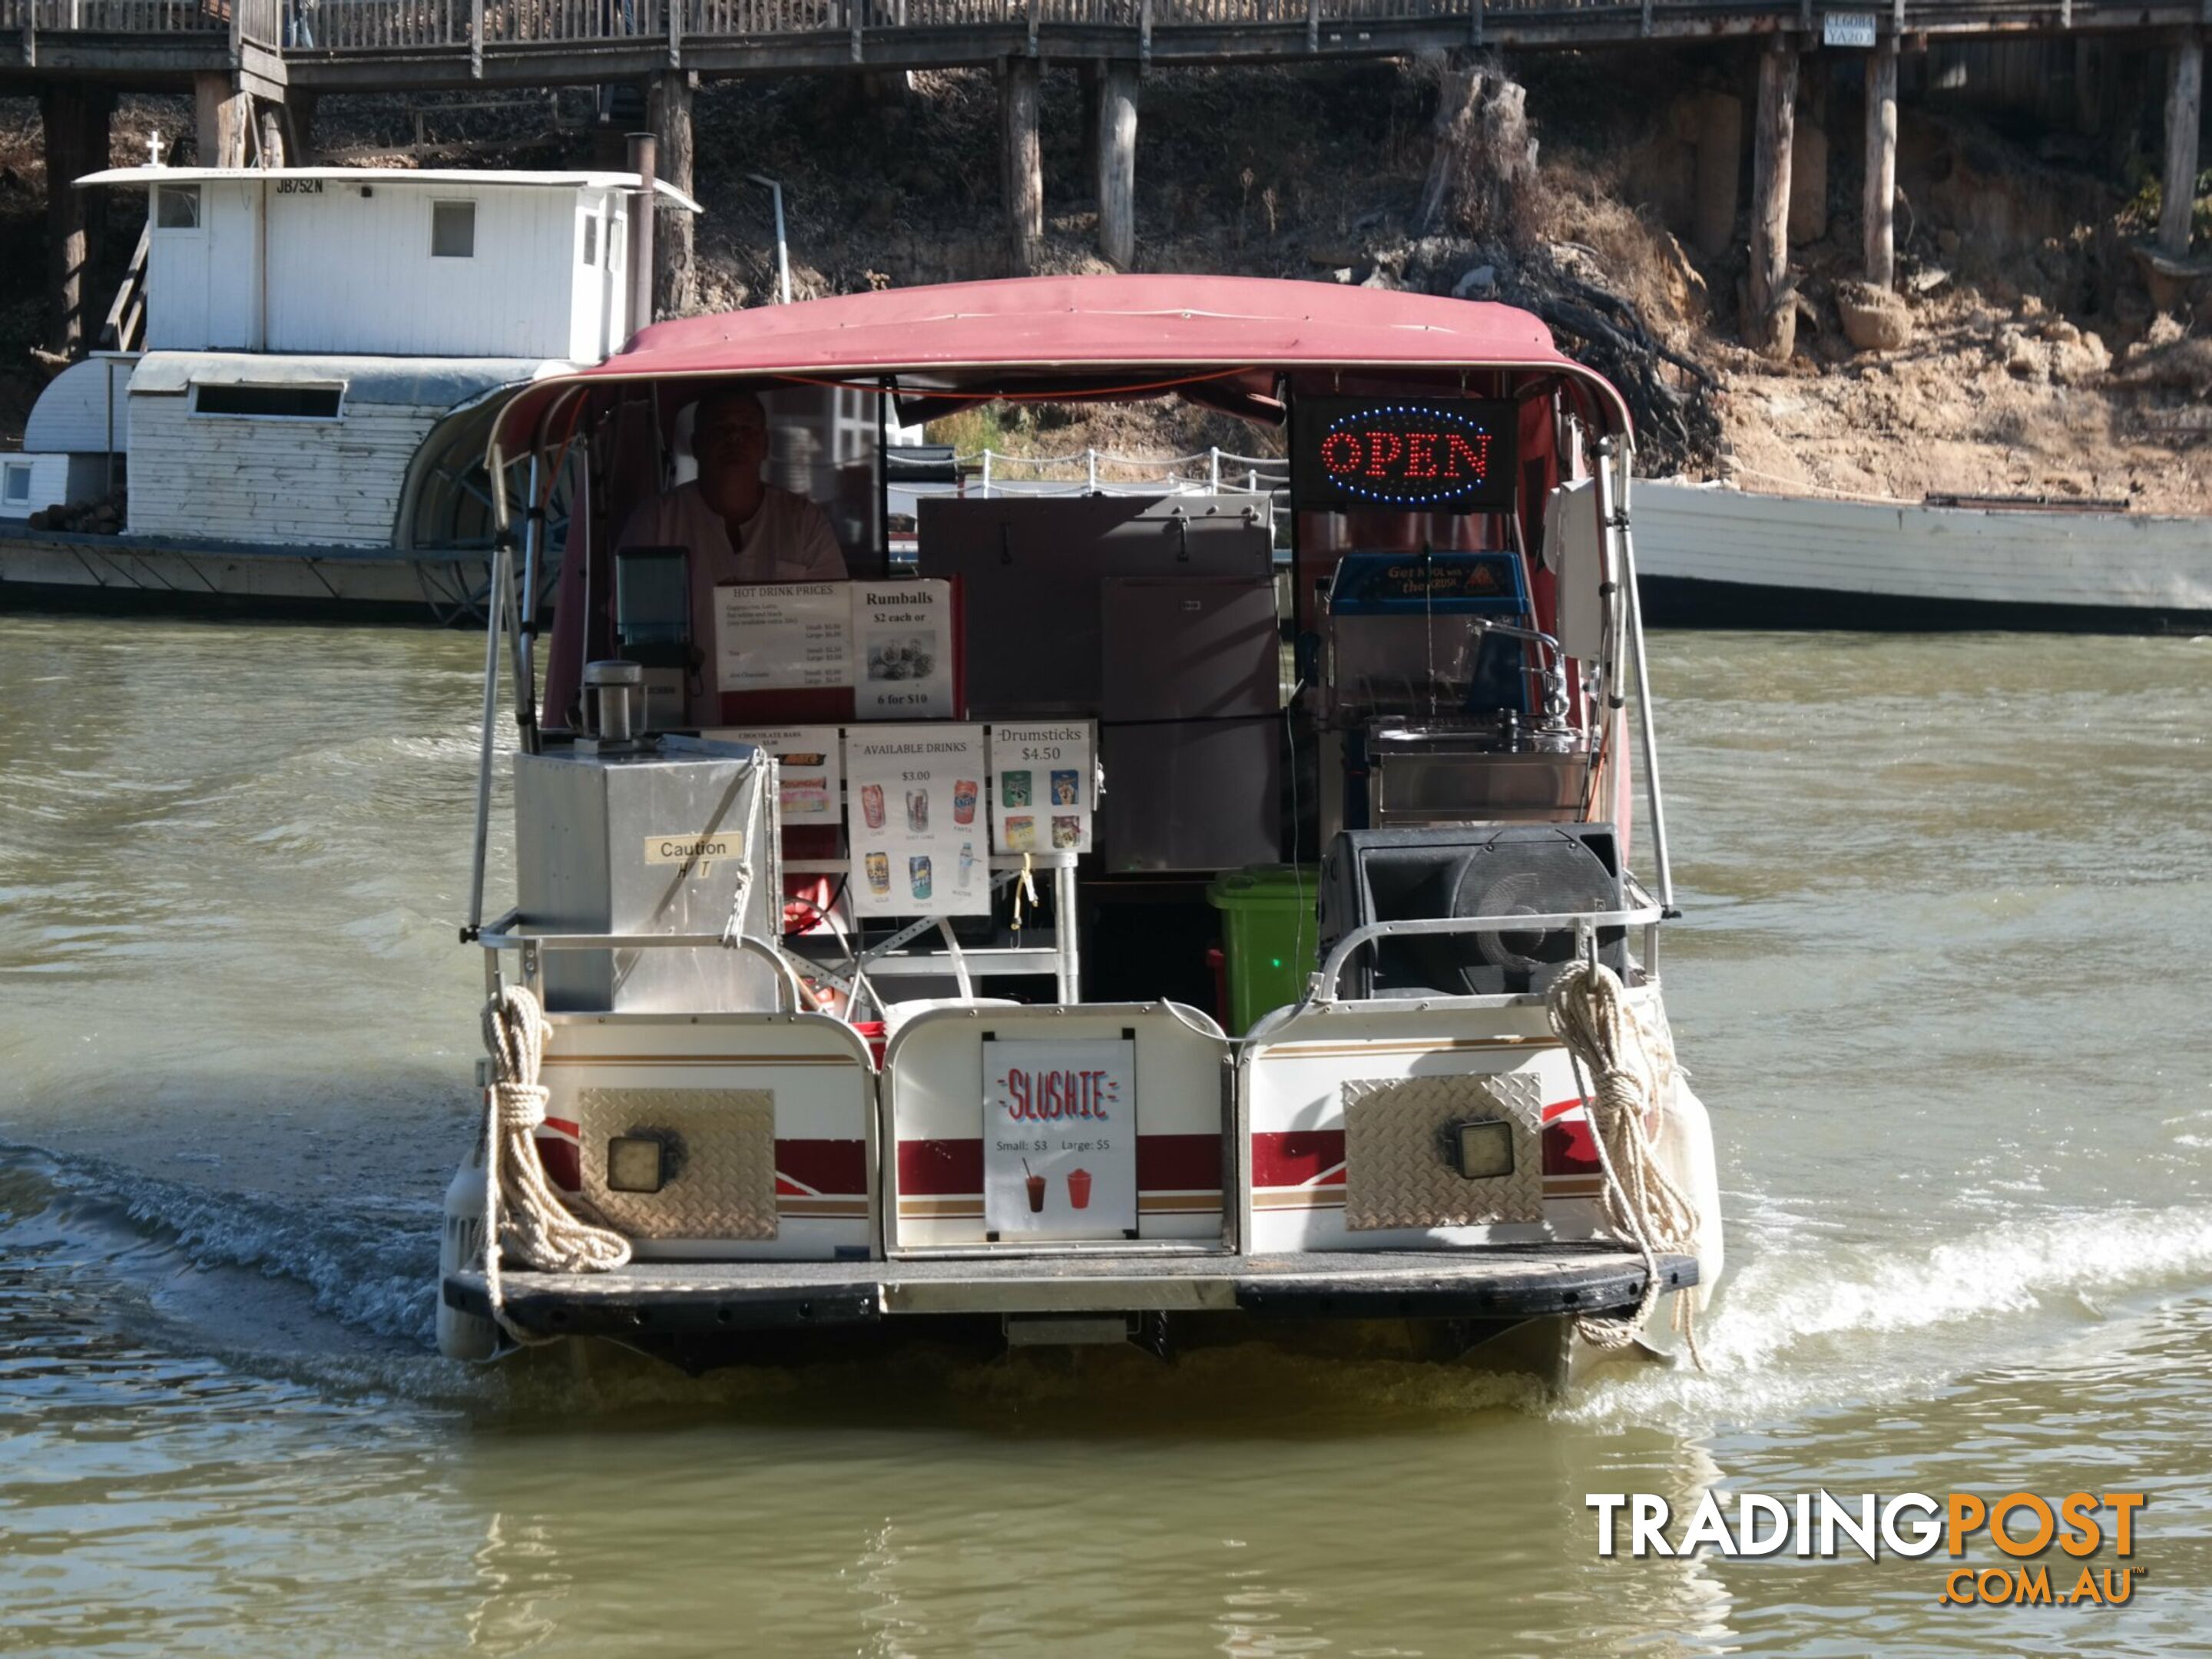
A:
[[1291, 396, 1518, 513], [982, 1036, 1137, 1240]]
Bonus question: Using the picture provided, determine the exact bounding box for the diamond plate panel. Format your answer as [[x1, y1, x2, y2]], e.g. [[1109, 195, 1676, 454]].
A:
[[574, 1088, 779, 1240], [1342, 1072, 1546, 1231]]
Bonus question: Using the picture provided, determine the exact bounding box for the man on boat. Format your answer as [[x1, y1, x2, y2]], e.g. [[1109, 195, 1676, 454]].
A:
[[610, 386, 848, 724], [619, 386, 849, 590]]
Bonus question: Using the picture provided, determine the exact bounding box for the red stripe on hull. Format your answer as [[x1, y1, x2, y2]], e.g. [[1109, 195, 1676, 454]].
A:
[[1541, 1098, 1598, 1174], [535, 1132, 867, 1197], [1136, 1133, 1222, 1191], [539, 1139, 582, 1193], [1252, 1131, 1345, 1187], [899, 1134, 1227, 1196], [776, 1138, 869, 1195], [899, 1137, 985, 1197]]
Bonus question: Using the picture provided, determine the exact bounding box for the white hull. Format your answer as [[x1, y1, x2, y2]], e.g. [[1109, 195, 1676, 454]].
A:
[[1632, 479, 2212, 630], [0, 528, 496, 622]]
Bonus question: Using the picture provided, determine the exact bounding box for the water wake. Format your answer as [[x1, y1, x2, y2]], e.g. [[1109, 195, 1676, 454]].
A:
[[0, 1143, 438, 1349], [11, 1139, 2210, 1430]]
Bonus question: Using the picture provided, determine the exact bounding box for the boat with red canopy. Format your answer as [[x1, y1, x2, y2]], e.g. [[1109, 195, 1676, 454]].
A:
[[436, 274, 1722, 1382]]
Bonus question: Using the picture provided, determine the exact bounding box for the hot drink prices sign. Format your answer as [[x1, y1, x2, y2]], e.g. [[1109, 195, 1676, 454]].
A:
[[982, 1037, 1137, 1240], [843, 723, 989, 917], [714, 580, 956, 719]]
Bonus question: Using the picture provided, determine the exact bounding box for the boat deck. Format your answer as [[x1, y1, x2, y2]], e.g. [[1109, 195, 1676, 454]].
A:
[[445, 1244, 1698, 1338]]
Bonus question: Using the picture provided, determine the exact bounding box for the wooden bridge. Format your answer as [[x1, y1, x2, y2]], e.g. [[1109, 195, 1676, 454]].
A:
[[10, 0, 2210, 367], [8, 0, 2207, 82]]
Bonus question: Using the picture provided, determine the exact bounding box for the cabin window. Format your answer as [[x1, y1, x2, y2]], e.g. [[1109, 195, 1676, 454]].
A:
[[581, 214, 598, 267], [3, 463, 29, 505], [192, 383, 345, 419], [432, 200, 476, 259], [156, 184, 200, 230]]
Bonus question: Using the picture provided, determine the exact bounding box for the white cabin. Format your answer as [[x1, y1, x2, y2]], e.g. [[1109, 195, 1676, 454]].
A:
[[77, 167, 700, 361], [8, 167, 700, 550]]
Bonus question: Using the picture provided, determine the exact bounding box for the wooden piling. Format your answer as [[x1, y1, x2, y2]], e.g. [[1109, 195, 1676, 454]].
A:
[[194, 71, 251, 167], [1863, 35, 1897, 288], [651, 71, 695, 317], [2161, 31, 2203, 259], [1747, 37, 1797, 359], [1002, 56, 1043, 275], [1096, 61, 1139, 270], [41, 84, 111, 359]]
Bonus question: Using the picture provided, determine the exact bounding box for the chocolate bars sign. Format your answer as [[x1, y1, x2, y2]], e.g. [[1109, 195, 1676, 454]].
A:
[[982, 1036, 1137, 1240]]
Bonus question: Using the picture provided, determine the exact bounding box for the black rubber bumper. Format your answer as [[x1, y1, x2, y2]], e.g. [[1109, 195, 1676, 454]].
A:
[[444, 1244, 1698, 1340]]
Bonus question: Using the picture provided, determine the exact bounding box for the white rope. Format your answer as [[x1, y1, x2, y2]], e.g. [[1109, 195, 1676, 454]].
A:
[[479, 984, 630, 1346], [1545, 960, 1706, 1369]]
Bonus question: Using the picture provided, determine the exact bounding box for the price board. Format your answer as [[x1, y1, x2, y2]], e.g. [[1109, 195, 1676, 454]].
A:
[[982, 1036, 1137, 1240], [843, 723, 990, 917], [988, 720, 1095, 856], [713, 582, 852, 694]]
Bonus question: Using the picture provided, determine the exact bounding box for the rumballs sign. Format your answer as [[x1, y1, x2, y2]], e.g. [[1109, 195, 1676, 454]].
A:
[[981, 1037, 1137, 1240], [1291, 396, 1518, 514]]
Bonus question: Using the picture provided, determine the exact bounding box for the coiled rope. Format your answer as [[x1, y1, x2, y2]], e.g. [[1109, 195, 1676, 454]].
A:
[[480, 985, 631, 1345], [1545, 959, 1706, 1370]]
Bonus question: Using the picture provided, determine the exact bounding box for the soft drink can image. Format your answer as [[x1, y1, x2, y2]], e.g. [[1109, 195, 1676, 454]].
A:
[[860, 783, 886, 830], [864, 851, 891, 896], [909, 855, 933, 902], [952, 779, 979, 825], [906, 789, 929, 833]]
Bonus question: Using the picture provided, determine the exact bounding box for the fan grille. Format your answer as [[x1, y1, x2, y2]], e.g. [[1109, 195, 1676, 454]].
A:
[[1458, 843, 1618, 979]]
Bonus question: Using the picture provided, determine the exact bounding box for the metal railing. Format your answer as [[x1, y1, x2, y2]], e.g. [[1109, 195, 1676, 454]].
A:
[[0, 0, 227, 28], [11, 0, 2114, 51], [902, 446, 1288, 503]]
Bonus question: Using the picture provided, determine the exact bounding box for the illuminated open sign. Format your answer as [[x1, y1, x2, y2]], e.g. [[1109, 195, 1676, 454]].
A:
[[1292, 396, 1518, 514]]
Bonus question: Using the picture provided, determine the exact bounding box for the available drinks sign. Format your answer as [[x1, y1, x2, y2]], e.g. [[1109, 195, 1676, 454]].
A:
[[982, 1037, 1137, 1240], [844, 724, 989, 918]]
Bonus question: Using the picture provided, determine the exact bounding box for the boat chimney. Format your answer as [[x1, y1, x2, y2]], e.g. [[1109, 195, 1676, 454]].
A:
[[582, 659, 645, 747], [627, 131, 657, 339]]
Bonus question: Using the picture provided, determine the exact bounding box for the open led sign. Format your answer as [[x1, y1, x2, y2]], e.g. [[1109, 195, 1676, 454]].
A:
[[1292, 396, 1518, 514]]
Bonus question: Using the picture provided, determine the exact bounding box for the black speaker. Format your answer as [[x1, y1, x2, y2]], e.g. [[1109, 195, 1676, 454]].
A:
[[1320, 824, 1627, 998]]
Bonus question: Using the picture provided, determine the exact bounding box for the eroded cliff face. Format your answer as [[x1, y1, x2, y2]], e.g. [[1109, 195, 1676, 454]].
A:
[[4, 48, 2206, 508]]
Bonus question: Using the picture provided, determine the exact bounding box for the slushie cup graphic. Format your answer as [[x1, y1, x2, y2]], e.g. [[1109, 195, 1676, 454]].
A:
[[1067, 1168, 1092, 1210], [860, 783, 886, 830], [1023, 1161, 1045, 1214], [952, 778, 979, 826]]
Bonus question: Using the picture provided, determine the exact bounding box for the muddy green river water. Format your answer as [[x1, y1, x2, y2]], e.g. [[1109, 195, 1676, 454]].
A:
[[1, 615, 2207, 1655]]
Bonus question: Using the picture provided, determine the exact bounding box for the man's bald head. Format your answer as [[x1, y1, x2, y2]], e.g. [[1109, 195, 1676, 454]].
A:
[[690, 387, 770, 517], [694, 386, 767, 437]]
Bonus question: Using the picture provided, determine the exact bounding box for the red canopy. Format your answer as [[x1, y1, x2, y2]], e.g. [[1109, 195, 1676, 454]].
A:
[[488, 273, 1629, 455]]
